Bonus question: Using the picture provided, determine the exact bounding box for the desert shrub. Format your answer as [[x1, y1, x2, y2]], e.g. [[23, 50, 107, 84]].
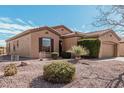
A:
[[4, 64, 17, 76], [61, 52, 71, 59], [51, 52, 59, 59], [78, 38, 100, 58], [68, 45, 89, 58], [43, 61, 75, 83]]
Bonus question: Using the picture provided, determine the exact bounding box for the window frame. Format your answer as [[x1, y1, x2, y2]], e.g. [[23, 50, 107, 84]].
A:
[[42, 37, 51, 52], [39, 37, 54, 52]]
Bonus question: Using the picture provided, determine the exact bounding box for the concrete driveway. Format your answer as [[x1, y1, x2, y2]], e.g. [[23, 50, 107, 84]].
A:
[[99, 57, 124, 62]]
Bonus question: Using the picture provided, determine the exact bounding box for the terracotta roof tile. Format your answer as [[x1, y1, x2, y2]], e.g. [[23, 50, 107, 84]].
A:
[[6, 26, 61, 41], [85, 29, 121, 40], [6, 26, 121, 42], [51, 25, 73, 33], [61, 32, 85, 38], [84, 29, 111, 38], [6, 25, 74, 41]]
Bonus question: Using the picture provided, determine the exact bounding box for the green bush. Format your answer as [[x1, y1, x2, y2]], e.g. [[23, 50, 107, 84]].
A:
[[61, 52, 71, 59], [43, 61, 75, 83], [4, 64, 17, 76], [78, 38, 100, 58], [51, 52, 59, 59]]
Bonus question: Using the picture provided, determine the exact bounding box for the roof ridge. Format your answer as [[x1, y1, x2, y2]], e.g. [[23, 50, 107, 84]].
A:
[[51, 25, 73, 33], [47, 26, 61, 35]]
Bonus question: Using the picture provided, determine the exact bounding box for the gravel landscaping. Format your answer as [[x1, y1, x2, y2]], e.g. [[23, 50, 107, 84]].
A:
[[0, 59, 124, 88]]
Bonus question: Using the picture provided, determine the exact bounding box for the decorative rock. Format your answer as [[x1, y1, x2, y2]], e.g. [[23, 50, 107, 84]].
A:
[[39, 59, 43, 61], [20, 62, 28, 66]]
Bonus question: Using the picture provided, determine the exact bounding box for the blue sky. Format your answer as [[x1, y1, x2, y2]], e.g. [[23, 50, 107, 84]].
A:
[[0, 5, 112, 46]]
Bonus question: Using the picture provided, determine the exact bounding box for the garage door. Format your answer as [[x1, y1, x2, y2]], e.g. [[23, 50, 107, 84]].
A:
[[101, 43, 115, 58]]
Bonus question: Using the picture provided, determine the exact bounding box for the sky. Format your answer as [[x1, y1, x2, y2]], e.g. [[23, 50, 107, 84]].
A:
[[0, 5, 113, 46]]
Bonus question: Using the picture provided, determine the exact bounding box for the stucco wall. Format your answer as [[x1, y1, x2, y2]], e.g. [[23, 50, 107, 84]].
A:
[[118, 42, 124, 56], [62, 37, 80, 51], [53, 27, 72, 35], [98, 31, 119, 58], [99, 31, 119, 43], [30, 30, 60, 58], [6, 34, 31, 57]]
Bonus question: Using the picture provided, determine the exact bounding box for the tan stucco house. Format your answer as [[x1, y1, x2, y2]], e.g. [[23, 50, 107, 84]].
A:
[[6, 25, 124, 58]]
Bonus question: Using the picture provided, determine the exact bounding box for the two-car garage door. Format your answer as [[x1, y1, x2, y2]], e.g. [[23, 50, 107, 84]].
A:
[[101, 42, 116, 58]]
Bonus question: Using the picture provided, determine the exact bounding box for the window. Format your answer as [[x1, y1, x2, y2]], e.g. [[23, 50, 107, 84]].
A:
[[42, 38, 51, 52], [39, 38, 51, 52], [39, 37, 54, 52]]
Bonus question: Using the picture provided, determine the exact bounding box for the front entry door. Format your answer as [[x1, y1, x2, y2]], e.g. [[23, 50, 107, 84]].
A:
[[59, 40, 62, 56]]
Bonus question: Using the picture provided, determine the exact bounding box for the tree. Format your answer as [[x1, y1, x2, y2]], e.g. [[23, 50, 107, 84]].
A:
[[93, 5, 124, 36]]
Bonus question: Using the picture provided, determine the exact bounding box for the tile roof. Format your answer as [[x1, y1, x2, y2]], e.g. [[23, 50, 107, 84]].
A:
[[61, 32, 85, 38], [6, 25, 121, 42], [84, 29, 112, 38], [51, 25, 73, 33], [84, 29, 121, 40], [6, 26, 61, 41]]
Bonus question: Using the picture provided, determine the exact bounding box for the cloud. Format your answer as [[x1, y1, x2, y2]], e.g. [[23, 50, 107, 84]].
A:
[[71, 27, 85, 32], [0, 23, 34, 31], [15, 18, 36, 26], [28, 20, 35, 26], [81, 25, 86, 29], [0, 17, 13, 23], [0, 40, 5, 43], [111, 26, 124, 38], [0, 29, 22, 34], [0, 40, 6, 46], [15, 18, 28, 25], [116, 30, 124, 38], [0, 17, 36, 46], [71, 24, 90, 33]]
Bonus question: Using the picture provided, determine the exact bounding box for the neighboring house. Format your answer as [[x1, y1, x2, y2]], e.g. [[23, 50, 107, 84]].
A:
[[0, 47, 6, 55], [6, 25, 122, 58]]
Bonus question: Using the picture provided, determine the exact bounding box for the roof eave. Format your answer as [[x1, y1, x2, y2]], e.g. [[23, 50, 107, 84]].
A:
[[6, 26, 61, 42]]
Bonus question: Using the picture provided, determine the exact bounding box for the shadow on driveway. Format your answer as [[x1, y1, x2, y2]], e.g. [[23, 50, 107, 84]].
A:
[[106, 72, 124, 88], [0, 55, 36, 62], [29, 75, 66, 88]]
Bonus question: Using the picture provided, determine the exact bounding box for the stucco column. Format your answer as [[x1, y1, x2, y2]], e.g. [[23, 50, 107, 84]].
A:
[[117, 44, 119, 57], [98, 42, 102, 58]]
